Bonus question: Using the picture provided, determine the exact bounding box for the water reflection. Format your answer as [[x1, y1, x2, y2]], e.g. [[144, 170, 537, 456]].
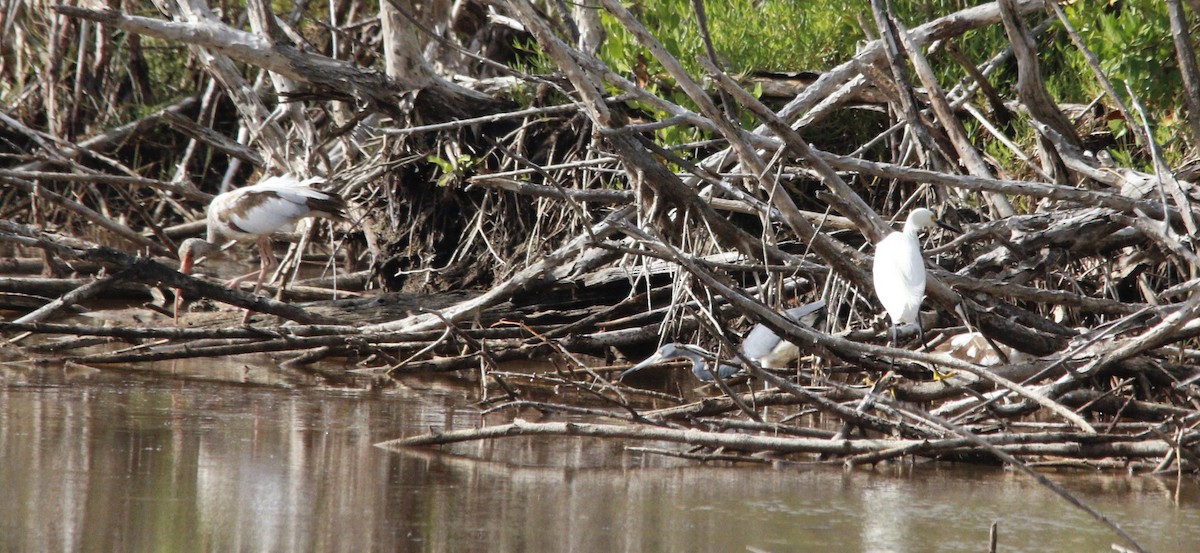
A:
[[1, 363, 1199, 553]]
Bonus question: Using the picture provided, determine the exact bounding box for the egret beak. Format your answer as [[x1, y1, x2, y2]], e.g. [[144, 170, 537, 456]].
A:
[[619, 352, 666, 380], [934, 218, 961, 234]]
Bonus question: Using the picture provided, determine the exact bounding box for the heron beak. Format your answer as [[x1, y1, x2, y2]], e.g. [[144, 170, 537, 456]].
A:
[[619, 352, 664, 380]]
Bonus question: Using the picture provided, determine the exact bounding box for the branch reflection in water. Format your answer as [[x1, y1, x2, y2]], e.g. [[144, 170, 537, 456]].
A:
[[0, 362, 1197, 553]]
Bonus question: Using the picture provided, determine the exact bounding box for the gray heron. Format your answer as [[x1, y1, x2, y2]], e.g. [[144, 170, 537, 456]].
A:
[[620, 300, 825, 382]]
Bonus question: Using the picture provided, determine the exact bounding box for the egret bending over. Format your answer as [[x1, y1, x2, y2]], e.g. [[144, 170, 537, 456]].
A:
[[621, 300, 825, 382], [872, 208, 955, 349], [175, 174, 347, 322]]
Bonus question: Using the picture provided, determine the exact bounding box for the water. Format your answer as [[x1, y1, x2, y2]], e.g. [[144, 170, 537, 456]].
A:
[[1, 361, 1198, 553]]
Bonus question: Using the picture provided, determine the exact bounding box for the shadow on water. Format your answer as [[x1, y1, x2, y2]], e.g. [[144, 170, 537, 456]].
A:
[[1, 356, 1199, 553]]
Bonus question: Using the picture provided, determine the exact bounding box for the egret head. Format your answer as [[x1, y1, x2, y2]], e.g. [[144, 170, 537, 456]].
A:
[[655, 343, 700, 361], [903, 208, 957, 234], [905, 208, 937, 231]]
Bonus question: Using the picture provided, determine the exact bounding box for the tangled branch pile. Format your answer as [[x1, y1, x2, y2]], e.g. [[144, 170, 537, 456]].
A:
[[3, 0, 1200, 480]]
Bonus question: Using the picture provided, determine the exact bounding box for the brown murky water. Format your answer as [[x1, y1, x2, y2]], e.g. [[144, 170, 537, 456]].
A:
[[2, 357, 1199, 553]]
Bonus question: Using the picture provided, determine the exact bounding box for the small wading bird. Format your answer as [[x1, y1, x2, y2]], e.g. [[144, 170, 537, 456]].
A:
[[621, 300, 825, 382], [175, 174, 347, 323], [872, 208, 957, 350], [932, 331, 1028, 367]]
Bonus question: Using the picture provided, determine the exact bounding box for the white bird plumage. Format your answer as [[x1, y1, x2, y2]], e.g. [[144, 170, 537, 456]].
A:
[[933, 331, 1029, 367], [175, 174, 347, 322], [205, 176, 335, 239], [872, 208, 954, 348]]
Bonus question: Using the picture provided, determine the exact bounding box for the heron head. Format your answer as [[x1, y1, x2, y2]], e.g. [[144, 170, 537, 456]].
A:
[[620, 343, 707, 380]]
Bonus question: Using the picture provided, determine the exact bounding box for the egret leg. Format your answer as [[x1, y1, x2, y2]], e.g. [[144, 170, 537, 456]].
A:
[[240, 257, 266, 324], [240, 292, 256, 323], [888, 323, 898, 370]]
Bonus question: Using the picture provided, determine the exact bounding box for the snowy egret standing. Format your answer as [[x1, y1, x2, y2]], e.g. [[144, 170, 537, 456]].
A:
[[175, 174, 347, 323], [872, 208, 955, 349]]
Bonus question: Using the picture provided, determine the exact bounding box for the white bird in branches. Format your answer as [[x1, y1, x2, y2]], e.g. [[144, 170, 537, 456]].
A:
[[872, 208, 956, 349], [932, 331, 1029, 367], [175, 174, 347, 323]]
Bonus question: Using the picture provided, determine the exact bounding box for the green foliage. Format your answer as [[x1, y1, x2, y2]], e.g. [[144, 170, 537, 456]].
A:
[[427, 154, 481, 187], [140, 36, 191, 99], [1033, 0, 1187, 160], [508, 0, 1196, 160], [599, 0, 858, 77], [589, 1, 861, 148], [511, 36, 558, 76], [1061, 0, 1180, 111]]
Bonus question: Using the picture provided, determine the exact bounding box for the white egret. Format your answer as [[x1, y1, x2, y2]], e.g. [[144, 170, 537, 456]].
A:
[[872, 208, 955, 349]]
